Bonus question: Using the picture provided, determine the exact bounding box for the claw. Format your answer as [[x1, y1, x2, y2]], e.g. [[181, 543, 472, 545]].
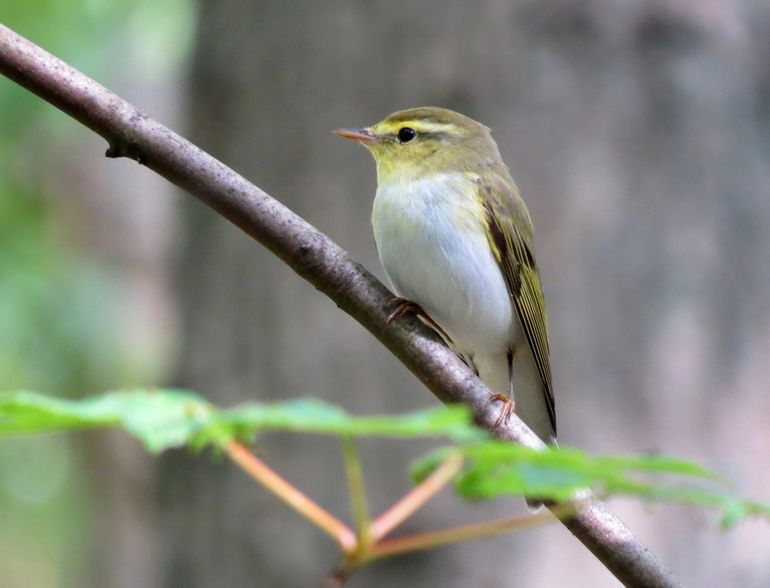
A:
[[385, 297, 454, 346], [490, 393, 516, 428], [386, 297, 421, 325]]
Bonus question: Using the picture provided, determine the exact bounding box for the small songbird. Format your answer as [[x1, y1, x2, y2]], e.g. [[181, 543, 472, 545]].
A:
[[334, 107, 556, 443]]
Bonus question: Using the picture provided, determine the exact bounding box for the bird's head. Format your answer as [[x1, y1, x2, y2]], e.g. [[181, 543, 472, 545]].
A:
[[334, 106, 504, 183]]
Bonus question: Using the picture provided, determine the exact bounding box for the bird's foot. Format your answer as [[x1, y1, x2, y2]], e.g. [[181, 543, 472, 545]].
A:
[[386, 297, 423, 325], [490, 393, 516, 428], [386, 297, 454, 344]]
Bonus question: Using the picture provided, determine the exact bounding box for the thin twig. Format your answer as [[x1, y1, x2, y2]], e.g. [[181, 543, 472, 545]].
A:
[[369, 452, 463, 541], [0, 24, 682, 588], [224, 440, 357, 553]]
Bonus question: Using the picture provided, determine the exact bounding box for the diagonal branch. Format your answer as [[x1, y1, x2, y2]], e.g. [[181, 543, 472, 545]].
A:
[[0, 24, 681, 588]]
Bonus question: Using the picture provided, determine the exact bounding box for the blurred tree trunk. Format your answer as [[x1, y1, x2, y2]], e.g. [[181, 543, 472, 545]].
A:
[[155, 1, 770, 587]]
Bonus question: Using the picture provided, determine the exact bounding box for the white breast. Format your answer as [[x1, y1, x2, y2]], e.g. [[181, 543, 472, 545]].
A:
[[372, 173, 517, 357]]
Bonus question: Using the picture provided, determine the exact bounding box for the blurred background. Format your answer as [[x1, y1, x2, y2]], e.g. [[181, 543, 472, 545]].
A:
[[2, 1, 770, 586]]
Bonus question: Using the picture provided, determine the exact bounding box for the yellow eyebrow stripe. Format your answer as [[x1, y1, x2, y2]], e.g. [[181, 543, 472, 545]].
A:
[[378, 120, 459, 135]]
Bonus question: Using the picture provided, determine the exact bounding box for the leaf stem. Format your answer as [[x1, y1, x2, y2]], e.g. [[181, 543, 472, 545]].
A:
[[341, 436, 370, 543], [369, 452, 463, 541], [366, 502, 576, 561], [224, 440, 357, 553]]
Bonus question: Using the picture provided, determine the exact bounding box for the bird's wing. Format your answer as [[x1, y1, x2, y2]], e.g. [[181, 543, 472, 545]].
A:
[[474, 173, 556, 435]]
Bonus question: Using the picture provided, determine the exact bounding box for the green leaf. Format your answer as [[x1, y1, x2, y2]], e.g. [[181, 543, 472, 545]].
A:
[[211, 398, 485, 443], [412, 443, 770, 527], [0, 390, 483, 452], [0, 389, 212, 452], [3, 390, 767, 528]]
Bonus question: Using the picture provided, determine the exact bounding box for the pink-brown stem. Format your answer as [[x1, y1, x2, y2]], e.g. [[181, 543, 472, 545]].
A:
[[369, 452, 463, 541], [225, 440, 357, 553], [366, 502, 576, 561]]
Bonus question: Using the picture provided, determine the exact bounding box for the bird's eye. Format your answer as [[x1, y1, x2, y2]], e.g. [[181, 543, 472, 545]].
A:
[[397, 127, 417, 144]]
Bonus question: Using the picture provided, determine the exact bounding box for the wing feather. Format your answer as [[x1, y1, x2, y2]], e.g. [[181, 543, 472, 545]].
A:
[[475, 174, 556, 435]]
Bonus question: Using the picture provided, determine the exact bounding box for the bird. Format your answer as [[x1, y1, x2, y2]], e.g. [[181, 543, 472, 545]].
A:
[[334, 107, 555, 444]]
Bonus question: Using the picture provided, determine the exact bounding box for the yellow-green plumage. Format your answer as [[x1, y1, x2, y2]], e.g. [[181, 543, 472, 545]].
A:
[[478, 174, 555, 432], [336, 107, 556, 442]]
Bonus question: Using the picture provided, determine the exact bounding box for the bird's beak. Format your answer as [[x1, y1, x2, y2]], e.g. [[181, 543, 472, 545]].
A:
[[333, 127, 378, 145]]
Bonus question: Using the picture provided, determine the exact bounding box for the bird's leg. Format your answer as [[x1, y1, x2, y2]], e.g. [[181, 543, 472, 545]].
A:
[[491, 349, 516, 427], [386, 297, 452, 343]]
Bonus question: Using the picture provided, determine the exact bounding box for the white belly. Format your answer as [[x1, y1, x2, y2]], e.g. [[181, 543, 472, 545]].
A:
[[372, 173, 518, 358]]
